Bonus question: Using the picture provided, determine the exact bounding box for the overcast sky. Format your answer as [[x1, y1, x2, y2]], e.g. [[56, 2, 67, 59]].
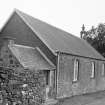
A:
[[0, 0, 105, 37]]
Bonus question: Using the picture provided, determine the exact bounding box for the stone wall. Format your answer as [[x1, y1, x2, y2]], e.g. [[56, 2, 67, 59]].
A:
[[57, 53, 105, 98], [0, 44, 22, 68], [0, 45, 46, 105]]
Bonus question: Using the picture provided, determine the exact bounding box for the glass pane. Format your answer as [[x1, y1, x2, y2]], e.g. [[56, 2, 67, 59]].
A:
[[91, 62, 95, 78], [73, 59, 79, 81], [102, 64, 105, 76]]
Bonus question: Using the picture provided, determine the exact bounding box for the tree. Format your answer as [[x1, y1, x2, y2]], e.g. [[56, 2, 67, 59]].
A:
[[80, 23, 105, 57]]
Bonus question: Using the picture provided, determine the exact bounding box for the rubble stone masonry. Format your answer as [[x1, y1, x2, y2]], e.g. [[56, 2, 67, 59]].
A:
[[57, 53, 105, 98]]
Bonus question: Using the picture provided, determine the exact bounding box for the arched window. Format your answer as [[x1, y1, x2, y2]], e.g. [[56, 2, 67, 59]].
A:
[[102, 63, 105, 76], [91, 61, 95, 78], [73, 59, 79, 82]]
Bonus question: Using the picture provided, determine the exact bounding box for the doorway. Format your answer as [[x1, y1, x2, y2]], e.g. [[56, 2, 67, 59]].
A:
[[44, 70, 55, 100]]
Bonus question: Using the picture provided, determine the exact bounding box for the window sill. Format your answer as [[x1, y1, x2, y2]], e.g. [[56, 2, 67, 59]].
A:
[[90, 77, 95, 79], [72, 80, 78, 84]]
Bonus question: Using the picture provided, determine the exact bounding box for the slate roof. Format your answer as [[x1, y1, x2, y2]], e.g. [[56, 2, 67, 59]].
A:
[[2, 9, 105, 60], [8, 44, 55, 70]]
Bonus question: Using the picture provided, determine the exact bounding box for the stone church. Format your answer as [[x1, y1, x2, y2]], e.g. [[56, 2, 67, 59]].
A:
[[0, 9, 105, 100]]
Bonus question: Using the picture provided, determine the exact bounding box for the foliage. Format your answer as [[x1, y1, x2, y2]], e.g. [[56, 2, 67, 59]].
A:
[[0, 67, 46, 105], [82, 23, 105, 57]]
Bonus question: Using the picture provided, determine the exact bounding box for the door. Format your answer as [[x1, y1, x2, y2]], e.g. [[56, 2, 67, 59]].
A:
[[44, 70, 55, 99]]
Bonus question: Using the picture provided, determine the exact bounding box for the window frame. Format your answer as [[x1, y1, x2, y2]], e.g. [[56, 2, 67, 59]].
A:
[[73, 59, 79, 82], [90, 61, 95, 78], [102, 63, 105, 76]]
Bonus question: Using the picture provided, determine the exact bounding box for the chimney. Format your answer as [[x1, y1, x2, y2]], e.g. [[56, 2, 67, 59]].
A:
[[0, 36, 16, 46]]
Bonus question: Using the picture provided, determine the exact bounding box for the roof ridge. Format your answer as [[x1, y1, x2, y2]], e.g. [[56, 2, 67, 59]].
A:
[[15, 9, 80, 39]]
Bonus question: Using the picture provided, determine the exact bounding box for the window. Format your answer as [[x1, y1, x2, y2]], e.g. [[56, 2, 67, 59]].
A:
[[91, 62, 95, 78], [73, 59, 79, 82], [9, 54, 12, 58], [10, 59, 14, 64], [0, 58, 3, 61], [102, 63, 105, 76]]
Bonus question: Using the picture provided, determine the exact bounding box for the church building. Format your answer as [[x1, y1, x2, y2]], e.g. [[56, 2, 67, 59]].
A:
[[0, 9, 105, 99]]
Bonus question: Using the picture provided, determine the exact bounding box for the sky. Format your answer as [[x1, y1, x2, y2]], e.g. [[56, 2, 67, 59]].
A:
[[0, 0, 105, 37]]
